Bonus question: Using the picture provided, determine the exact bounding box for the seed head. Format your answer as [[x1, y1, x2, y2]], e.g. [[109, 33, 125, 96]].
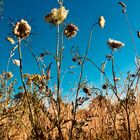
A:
[[45, 6, 68, 25], [13, 19, 31, 39], [64, 23, 78, 39], [98, 16, 105, 29], [107, 38, 125, 50], [12, 59, 20, 66]]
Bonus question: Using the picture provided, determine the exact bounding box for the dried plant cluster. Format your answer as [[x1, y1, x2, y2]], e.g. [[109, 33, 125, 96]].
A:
[[0, 1, 140, 140]]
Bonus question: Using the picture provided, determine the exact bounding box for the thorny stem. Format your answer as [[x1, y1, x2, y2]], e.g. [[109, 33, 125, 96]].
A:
[[17, 38, 35, 135], [69, 22, 98, 140]]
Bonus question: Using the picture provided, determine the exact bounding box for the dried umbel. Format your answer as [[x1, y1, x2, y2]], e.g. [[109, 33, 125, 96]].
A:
[[6, 72, 13, 79], [45, 6, 68, 25], [107, 38, 125, 50], [13, 19, 31, 39], [98, 16, 105, 29], [64, 23, 78, 39]]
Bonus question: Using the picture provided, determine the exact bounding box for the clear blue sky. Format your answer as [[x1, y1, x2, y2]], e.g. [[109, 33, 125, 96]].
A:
[[0, 0, 140, 95]]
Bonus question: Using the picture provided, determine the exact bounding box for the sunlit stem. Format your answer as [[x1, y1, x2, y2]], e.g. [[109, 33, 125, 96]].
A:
[[17, 37, 34, 132], [56, 25, 64, 139], [69, 22, 98, 140]]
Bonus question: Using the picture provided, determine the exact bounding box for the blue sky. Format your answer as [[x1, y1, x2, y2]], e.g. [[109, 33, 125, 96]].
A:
[[0, 0, 140, 95]]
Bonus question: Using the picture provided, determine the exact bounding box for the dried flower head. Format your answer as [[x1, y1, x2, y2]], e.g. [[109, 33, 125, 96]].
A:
[[98, 16, 105, 29], [45, 6, 68, 25], [13, 19, 31, 39], [107, 38, 125, 50], [6, 72, 13, 79], [12, 59, 20, 66], [64, 23, 78, 39], [6, 37, 15, 44], [83, 87, 91, 96]]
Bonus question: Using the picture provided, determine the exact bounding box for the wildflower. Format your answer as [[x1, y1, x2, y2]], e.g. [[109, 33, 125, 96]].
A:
[[12, 59, 20, 66], [64, 23, 78, 39], [118, 2, 126, 8], [45, 6, 68, 25], [107, 38, 125, 50], [13, 19, 31, 39], [83, 87, 91, 96], [6, 37, 15, 44], [6, 72, 13, 79], [98, 16, 105, 29]]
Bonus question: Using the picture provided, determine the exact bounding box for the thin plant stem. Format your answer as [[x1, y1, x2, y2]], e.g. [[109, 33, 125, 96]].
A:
[[17, 38, 35, 134], [123, 12, 138, 57], [69, 22, 98, 140], [56, 25, 64, 140], [25, 41, 43, 75]]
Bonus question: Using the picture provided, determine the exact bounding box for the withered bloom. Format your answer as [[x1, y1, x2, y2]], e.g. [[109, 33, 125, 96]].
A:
[[107, 38, 125, 50], [64, 23, 78, 39], [13, 19, 31, 39]]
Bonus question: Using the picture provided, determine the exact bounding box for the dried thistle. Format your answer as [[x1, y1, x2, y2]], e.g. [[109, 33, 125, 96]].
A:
[[64, 23, 78, 39]]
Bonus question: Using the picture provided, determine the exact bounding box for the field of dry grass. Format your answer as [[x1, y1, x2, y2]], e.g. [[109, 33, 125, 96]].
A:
[[0, 0, 140, 140]]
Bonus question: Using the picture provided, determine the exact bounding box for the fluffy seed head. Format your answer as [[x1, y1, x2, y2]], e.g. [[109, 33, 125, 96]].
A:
[[12, 59, 20, 66], [13, 19, 31, 39], [45, 6, 68, 25], [107, 38, 125, 50]]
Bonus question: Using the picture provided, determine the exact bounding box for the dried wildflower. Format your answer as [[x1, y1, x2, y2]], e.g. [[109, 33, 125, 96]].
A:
[[13, 19, 31, 39], [107, 38, 125, 50], [6, 72, 13, 79], [118, 2, 126, 8], [98, 16, 105, 29], [6, 37, 15, 44], [83, 87, 91, 96], [45, 6, 68, 25], [12, 59, 20, 66], [64, 23, 78, 39]]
